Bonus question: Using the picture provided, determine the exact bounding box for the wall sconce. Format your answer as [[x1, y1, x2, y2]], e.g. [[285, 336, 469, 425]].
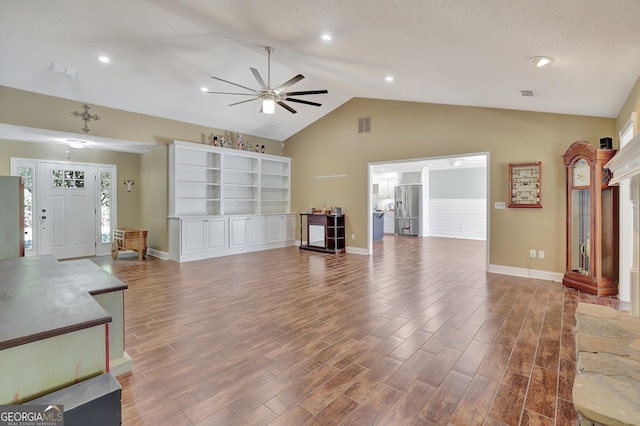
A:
[[124, 179, 135, 192]]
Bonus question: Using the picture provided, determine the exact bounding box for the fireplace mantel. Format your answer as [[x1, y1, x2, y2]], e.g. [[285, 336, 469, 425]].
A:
[[607, 132, 640, 185], [606, 132, 640, 317]]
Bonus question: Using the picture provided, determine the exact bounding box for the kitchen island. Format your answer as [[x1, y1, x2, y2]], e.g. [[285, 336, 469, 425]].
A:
[[0, 255, 131, 404]]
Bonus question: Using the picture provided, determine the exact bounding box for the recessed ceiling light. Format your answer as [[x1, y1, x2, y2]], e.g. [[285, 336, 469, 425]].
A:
[[97, 55, 110, 63], [529, 56, 554, 67], [385, 76, 394, 82], [200, 87, 208, 92], [321, 33, 332, 41]]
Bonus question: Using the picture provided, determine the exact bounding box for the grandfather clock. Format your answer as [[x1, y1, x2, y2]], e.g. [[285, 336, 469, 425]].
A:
[[562, 141, 618, 296]]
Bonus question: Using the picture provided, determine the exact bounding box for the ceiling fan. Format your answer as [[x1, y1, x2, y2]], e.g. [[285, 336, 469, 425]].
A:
[[208, 46, 328, 114]]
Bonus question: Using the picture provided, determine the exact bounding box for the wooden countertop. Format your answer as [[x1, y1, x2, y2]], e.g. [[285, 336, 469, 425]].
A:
[[0, 256, 128, 350]]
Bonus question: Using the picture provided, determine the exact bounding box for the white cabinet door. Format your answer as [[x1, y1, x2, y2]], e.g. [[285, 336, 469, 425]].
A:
[[230, 216, 265, 247], [388, 178, 397, 198], [384, 213, 395, 234], [182, 219, 206, 254], [266, 216, 283, 243], [249, 216, 265, 245], [378, 179, 388, 198], [229, 217, 249, 248], [205, 217, 227, 250], [182, 217, 228, 254], [284, 215, 295, 241], [266, 215, 296, 243], [378, 178, 398, 198]]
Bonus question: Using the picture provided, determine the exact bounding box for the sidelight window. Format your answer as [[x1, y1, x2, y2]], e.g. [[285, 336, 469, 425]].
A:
[[17, 166, 34, 250]]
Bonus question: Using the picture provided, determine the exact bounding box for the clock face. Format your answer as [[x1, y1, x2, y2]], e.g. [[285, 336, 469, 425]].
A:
[[573, 159, 590, 186]]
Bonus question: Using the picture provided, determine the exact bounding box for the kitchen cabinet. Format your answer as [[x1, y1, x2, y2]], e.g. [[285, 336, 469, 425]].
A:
[[377, 178, 397, 198], [384, 212, 395, 234]]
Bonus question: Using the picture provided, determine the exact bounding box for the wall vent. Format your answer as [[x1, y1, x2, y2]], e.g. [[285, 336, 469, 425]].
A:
[[358, 117, 371, 134], [520, 90, 535, 97], [50, 62, 79, 77]]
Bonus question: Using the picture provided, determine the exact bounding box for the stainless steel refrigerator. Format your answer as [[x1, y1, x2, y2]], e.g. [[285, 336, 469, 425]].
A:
[[394, 185, 421, 236]]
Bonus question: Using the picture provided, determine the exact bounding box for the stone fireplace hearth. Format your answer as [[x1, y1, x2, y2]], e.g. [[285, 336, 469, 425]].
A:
[[573, 303, 640, 425]]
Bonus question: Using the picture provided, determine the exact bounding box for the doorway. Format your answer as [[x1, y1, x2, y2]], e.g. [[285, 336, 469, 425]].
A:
[[368, 152, 489, 268], [11, 158, 117, 259], [38, 162, 97, 259]]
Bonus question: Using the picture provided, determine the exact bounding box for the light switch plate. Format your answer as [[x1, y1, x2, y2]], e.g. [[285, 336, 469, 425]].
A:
[[494, 202, 506, 209]]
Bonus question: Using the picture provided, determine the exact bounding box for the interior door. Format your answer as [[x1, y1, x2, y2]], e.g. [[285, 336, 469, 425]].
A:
[[38, 162, 96, 259]]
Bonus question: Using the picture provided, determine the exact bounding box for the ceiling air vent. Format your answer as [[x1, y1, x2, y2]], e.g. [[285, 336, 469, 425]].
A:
[[50, 62, 79, 77], [358, 117, 371, 134], [520, 90, 535, 97]]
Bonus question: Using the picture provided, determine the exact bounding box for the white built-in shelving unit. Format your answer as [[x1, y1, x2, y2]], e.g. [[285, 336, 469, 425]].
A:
[[170, 143, 221, 216], [168, 140, 294, 262]]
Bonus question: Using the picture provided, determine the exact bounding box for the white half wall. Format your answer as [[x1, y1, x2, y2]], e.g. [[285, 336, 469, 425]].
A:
[[428, 199, 486, 240]]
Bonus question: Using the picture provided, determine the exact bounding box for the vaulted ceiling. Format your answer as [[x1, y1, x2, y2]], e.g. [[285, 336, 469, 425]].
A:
[[1, 0, 639, 142]]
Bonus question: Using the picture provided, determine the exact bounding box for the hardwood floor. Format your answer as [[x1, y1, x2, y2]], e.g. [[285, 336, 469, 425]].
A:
[[93, 236, 627, 425]]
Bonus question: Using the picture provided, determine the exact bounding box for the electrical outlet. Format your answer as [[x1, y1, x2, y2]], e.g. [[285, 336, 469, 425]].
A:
[[351, 234, 355, 240], [538, 250, 545, 259], [530, 249, 536, 258]]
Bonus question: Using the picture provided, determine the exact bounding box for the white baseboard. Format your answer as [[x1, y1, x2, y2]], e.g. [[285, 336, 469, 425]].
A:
[[146, 248, 169, 260], [488, 264, 563, 282], [346, 246, 368, 255], [110, 351, 133, 377]]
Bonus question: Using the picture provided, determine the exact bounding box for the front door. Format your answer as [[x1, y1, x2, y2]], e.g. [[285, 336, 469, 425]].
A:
[[38, 162, 96, 259]]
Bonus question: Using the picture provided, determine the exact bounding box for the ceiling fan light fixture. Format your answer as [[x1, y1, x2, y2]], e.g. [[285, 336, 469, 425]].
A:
[[208, 45, 327, 115], [530, 56, 554, 67], [263, 98, 276, 114]]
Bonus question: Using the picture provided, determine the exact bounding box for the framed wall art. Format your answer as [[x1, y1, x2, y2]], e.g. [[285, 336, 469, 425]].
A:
[[509, 162, 542, 208]]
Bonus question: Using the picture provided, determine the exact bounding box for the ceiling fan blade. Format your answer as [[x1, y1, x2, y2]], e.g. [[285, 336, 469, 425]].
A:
[[229, 98, 259, 107], [285, 98, 322, 107], [275, 74, 304, 92], [250, 68, 267, 90], [211, 75, 258, 94], [277, 101, 297, 114], [208, 91, 256, 96], [285, 90, 328, 96]]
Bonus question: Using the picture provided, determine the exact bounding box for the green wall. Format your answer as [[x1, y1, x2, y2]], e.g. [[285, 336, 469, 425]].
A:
[[284, 98, 617, 273], [2, 72, 639, 271], [0, 85, 282, 253]]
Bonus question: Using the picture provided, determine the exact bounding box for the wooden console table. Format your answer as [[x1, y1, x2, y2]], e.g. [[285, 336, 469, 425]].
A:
[[299, 213, 345, 253]]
